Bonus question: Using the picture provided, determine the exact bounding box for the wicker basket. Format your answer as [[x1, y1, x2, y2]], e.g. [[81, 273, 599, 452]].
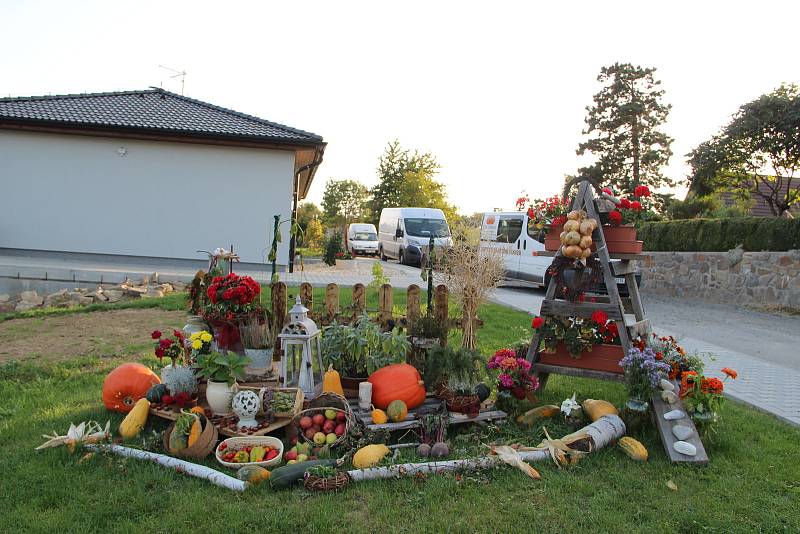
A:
[[446, 393, 480, 417], [303, 471, 350, 492], [163, 414, 218, 459], [293, 393, 356, 448]]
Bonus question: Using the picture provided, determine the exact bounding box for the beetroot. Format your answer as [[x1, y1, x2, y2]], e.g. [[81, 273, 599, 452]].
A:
[[417, 443, 431, 457], [430, 441, 449, 458]]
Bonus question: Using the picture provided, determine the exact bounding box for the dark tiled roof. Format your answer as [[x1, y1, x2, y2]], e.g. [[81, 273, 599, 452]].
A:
[[718, 180, 800, 216], [0, 88, 323, 145]]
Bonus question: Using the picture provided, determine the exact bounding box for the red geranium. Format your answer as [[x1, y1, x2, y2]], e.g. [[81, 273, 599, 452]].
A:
[[602, 187, 614, 196], [630, 200, 642, 211], [591, 310, 608, 325], [619, 197, 631, 209], [551, 215, 567, 226], [634, 185, 651, 198], [151, 330, 162, 339], [608, 210, 622, 225], [531, 316, 544, 329]]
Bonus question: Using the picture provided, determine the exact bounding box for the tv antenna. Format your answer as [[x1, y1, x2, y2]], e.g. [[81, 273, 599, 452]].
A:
[[158, 65, 187, 95]]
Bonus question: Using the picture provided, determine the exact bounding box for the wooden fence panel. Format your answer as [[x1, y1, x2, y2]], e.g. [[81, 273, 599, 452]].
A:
[[299, 282, 313, 311], [352, 283, 366, 316], [379, 283, 393, 326], [406, 284, 421, 329], [325, 283, 340, 319], [434, 284, 449, 346]]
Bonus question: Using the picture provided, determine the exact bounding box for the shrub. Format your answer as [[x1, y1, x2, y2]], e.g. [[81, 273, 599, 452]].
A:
[[323, 232, 343, 266], [638, 217, 800, 252]]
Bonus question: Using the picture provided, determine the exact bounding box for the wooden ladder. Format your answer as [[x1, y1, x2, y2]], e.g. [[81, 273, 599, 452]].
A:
[[526, 180, 707, 464]]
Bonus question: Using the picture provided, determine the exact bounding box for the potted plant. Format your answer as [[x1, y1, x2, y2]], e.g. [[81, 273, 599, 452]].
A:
[[618, 347, 671, 431], [194, 351, 251, 415], [680, 367, 737, 438], [202, 273, 262, 351], [321, 314, 410, 390], [408, 313, 445, 349], [238, 310, 274, 372], [444, 376, 481, 417], [486, 348, 539, 401], [532, 311, 623, 373], [422, 345, 482, 394]]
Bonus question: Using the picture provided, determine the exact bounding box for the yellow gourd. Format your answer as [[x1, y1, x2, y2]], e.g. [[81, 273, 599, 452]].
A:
[[516, 404, 560, 427], [187, 417, 202, 447], [619, 437, 648, 461], [352, 444, 390, 469], [581, 399, 619, 421], [322, 365, 344, 396], [371, 406, 388, 425], [119, 398, 150, 439]]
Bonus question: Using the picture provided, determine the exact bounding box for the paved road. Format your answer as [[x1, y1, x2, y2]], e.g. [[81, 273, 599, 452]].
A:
[[381, 257, 800, 427]]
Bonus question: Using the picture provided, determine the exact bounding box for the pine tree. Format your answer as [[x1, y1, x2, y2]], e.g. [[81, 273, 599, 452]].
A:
[[577, 63, 673, 196]]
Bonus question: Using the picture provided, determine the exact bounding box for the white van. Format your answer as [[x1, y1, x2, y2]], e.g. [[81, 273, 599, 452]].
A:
[[378, 207, 452, 266], [479, 211, 551, 286], [347, 223, 379, 256]]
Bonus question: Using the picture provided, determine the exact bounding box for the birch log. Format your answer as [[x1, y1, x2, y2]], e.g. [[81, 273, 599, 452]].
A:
[[86, 444, 247, 492], [347, 415, 625, 482]]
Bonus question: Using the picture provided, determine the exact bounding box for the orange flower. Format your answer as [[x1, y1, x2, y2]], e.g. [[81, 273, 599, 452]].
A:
[[722, 367, 738, 380], [701, 377, 724, 395]]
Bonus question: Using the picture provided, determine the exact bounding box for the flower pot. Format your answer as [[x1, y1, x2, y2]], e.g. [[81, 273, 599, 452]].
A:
[[544, 225, 563, 252], [539, 343, 624, 374], [340, 375, 368, 399], [205, 380, 235, 415], [621, 398, 650, 433], [244, 348, 273, 370], [182, 315, 207, 348], [547, 224, 643, 254], [510, 386, 529, 400], [446, 394, 481, 417]]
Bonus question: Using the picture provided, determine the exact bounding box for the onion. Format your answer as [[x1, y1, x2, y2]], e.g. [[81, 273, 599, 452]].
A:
[[579, 220, 595, 236], [563, 220, 580, 233], [580, 247, 592, 259], [563, 231, 582, 246], [580, 235, 593, 249], [563, 245, 582, 258], [567, 210, 583, 221]]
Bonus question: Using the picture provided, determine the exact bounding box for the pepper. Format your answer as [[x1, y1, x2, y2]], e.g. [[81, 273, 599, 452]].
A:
[[249, 446, 267, 462], [233, 450, 250, 463]]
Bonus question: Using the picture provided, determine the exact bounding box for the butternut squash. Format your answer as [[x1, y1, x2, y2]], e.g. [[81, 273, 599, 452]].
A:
[[619, 437, 648, 461], [119, 398, 150, 439], [187, 417, 202, 447], [322, 365, 344, 396], [516, 404, 560, 427], [582, 399, 618, 421]]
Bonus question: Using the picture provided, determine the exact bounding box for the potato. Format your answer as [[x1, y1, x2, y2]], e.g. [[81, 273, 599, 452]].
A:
[[579, 220, 595, 236], [580, 235, 593, 249], [563, 220, 580, 233], [580, 247, 593, 259], [563, 231, 582, 246], [563, 245, 583, 258]]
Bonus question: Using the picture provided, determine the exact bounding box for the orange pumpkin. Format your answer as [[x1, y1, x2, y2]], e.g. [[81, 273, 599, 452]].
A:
[[102, 363, 161, 413], [368, 363, 426, 410]]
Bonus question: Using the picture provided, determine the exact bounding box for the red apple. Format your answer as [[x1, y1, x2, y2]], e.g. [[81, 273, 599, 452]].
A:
[[312, 424, 322, 433], [284, 450, 298, 461], [334, 423, 346, 436], [335, 412, 347, 424], [323, 420, 335, 434], [304, 427, 317, 440], [290, 435, 298, 445], [311, 414, 325, 427], [299, 416, 313, 429]]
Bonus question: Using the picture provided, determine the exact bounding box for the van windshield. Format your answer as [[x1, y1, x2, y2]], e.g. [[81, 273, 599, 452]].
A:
[[404, 218, 450, 238], [353, 232, 377, 241]]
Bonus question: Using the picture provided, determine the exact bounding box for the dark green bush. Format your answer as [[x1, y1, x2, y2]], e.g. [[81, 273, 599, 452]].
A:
[[638, 217, 800, 252], [323, 232, 343, 266]]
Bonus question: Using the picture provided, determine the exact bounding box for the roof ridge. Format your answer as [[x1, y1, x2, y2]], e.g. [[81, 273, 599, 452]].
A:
[[158, 89, 323, 141], [0, 89, 158, 103]]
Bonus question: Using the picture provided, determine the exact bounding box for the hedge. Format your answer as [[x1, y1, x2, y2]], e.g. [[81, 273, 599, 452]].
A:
[[637, 217, 800, 252]]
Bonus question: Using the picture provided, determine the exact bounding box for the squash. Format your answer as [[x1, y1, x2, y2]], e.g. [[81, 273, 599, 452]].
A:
[[102, 363, 161, 413], [352, 444, 390, 469], [582, 399, 619, 421], [516, 404, 560, 427], [371, 406, 388, 425], [368, 363, 426, 410], [189, 406, 206, 416], [322, 365, 344, 396], [619, 437, 648, 461], [473, 383, 490, 403], [119, 398, 150, 439], [386, 400, 408, 422], [168, 427, 188, 452], [237, 465, 271, 485], [145, 384, 169, 403], [187, 417, 202, 447], [270, 459, 337, 490]]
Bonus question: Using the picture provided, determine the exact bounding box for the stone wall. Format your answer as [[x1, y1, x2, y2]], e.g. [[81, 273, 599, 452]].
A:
[[639, 249, 800, 308]]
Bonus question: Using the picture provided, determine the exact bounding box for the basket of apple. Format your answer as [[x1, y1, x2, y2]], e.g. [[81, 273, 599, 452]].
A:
[[293, 407, 350, 448]]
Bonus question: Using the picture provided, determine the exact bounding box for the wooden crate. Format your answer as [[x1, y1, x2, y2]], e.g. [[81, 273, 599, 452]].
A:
[[237, 385, 304, 419]]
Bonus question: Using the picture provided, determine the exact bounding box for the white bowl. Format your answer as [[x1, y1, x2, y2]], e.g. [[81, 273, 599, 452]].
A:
[[214, 436, 284, 469]]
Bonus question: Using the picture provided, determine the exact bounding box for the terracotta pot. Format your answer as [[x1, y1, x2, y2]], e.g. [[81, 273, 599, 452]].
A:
[[341, 375, 368, 399], [510, 386, 529, 400], [602, 224, 637, 241], [547, 224, 643, 255], [544, 225, 563, 252], [539, 343, 624, 374]]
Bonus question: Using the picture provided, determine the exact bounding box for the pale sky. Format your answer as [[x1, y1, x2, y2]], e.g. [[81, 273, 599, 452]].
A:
[[3, 0, 799, 214]]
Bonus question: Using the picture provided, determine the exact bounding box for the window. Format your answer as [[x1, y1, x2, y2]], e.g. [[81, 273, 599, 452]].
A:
[[353, 232, 377, 241], [403, 218, 451, 238], [527, 219, 546, 243], [496, 217, 523, 243]]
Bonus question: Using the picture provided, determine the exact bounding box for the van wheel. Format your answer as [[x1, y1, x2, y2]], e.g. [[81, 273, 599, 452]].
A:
[[380, 247, 387, 261], [398, 249, 405, 265]]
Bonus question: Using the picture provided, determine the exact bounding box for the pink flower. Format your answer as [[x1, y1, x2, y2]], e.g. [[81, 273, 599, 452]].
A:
[[151, 330, 162, 339], [498, 374, 513, 388], [517, 358, 531, 371]]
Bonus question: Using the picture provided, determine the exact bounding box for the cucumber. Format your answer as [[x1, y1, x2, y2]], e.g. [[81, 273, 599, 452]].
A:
[[269, 459, 338, 490]]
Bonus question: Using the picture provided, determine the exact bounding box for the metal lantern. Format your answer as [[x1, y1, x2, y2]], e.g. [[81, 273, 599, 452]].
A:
[[278, 296, 323, 398]]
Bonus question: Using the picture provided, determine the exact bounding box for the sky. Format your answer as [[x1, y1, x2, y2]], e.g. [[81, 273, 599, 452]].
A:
[[3, 0, 799, 214]]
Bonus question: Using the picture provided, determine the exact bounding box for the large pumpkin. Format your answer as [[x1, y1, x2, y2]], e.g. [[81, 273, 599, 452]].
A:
[[368, 363, 426, 410], [102, 363, 161, 413]]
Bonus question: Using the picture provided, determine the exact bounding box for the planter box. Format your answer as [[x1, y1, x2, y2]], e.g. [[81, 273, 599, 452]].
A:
[[545, 224, 643, 254], [538, 343, 624, 374]]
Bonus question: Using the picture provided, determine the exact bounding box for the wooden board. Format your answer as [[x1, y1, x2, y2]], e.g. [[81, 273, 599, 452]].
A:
[[348, 397, 507, 431], [149, 404, 294, 438], [650, 381, 709, 465]]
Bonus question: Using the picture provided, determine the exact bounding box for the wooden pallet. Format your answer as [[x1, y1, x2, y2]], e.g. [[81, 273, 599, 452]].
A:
[[149, 404, 296, 438], [650, 381, 709, 465], [347, 397, 507, 431]]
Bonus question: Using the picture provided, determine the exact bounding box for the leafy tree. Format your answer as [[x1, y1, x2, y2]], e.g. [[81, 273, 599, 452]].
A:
[[304, 218, 324, 249], [687, 84, 800, 217], [296, 202, 321, 231], [369, 140, 451, 223], [577, 63, 674, 196], [321, 178, 370, 234]]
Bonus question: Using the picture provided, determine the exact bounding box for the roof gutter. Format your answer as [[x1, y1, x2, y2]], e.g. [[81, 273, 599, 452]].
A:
[[289, 145, 325, 273]]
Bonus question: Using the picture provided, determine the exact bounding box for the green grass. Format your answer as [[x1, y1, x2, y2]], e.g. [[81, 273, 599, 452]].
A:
[[1, 292, 799, 532]]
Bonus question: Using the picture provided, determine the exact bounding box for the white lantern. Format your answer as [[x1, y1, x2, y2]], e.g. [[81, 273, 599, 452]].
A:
[[278, 296, 323, 398]]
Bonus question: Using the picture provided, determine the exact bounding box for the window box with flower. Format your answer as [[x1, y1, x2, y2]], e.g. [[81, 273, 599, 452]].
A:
[[531, 311, 624, 373]]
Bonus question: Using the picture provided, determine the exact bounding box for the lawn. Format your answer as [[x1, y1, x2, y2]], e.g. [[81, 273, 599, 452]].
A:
[[1, 289, 799, 533]]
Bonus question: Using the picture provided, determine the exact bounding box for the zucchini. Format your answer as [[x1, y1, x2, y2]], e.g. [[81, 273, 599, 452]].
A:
[[269, 459, 337, 490]]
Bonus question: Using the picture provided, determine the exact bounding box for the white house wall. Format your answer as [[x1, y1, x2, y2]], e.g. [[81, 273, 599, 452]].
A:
[[0, 130, 294, 264]]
